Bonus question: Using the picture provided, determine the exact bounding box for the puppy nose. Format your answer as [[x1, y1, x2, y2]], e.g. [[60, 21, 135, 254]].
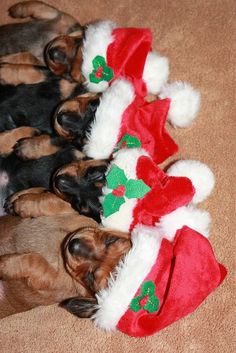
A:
[[48, 47, 66, 64], [68, 238, 81, 255], [57, 112, 68, 126]]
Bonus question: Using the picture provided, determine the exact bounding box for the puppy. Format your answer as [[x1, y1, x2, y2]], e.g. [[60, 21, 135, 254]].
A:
[[0, 213, 131, 318], [5, 157, 108, 223], [0, 144, 84, 216], [0, 1, 83, 63], [0, 64, 85, 135]]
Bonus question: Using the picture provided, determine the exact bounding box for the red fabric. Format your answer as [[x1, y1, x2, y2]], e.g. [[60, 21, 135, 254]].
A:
[[117, 226, 227, 337], [107, 28, 152, 96], [129, 157, 195, 230], [118, 97, 178, 164]]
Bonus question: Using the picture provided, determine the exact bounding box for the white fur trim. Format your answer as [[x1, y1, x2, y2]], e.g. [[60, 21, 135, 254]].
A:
[[101, 148, 147, 231], [84, 79, 135, 159], [93, 225, 163, 331], [157, 206, 211, 241], [82, 21, 116, 92], [167, 160, 215, 204], [143, 52, 169, 94], [159, 82, 201, 127]]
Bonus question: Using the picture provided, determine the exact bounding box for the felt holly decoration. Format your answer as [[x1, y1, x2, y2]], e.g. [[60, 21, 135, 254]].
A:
[[101, 148, 195, 232], [93, 225, 227, 337]]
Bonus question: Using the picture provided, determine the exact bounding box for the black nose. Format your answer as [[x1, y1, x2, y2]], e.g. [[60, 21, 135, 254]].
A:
[[67, 238, 92, 259], [68, 238, 81, 255], [48, 47, 67, 64]]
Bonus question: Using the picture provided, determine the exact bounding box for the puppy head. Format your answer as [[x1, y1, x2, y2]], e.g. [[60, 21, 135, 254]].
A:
[[53, 159, 108, 222], [45, 32, 84, 81], [54, 93, 100, 142], [63, 226, 131, 293]]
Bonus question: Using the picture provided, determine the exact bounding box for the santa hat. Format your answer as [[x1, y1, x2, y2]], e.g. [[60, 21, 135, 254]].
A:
[[82, 21, 169, 96], [84, 79, 178, 163], [101, 148, 195, 232], [93, 225, 227, 337]]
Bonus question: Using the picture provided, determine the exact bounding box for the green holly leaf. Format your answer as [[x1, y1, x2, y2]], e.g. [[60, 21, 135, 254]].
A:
[[92, 55, 106, 70], [125, 179, 151, 199], [101, 65, 114, 81], [141, 280, 156, 296], [106, 165, 128, 190], [102, 193, 125, 217], [143, 295, 160, 313], [130, 296, 142, 312], [115, 134, 141, 152]]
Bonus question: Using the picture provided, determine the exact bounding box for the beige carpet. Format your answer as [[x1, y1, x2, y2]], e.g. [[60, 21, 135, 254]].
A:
[[0, 0, 235, 352]]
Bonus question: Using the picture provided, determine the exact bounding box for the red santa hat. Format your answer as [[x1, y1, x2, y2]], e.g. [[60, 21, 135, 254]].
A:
[[93, 225, 226, 337], [82, 21, 169, 96], [101, 148, 196, 232], [101, 149, 215, 233], [84, 79, 178, 163]]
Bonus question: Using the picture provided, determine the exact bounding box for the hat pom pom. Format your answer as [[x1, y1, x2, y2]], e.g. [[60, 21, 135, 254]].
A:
[[159, 81, 201, 128], [167, 160, 215, 204], [143, 52, 169, 94]]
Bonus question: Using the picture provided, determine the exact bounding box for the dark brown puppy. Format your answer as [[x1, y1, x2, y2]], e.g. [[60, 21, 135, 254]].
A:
[[0, 1, 83, 63], [0, 214, 131, 318]]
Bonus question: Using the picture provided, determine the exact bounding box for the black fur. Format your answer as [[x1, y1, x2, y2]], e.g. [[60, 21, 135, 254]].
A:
[[0, 68, 85, 134]]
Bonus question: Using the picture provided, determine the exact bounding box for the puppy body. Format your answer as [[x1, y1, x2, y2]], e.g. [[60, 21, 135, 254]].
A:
[[0, 214, 97, 318], [0, 1, 82, 62], [0, 67, 85, 134], [0, 145, 83, 215], [0, 214, 131, 318]]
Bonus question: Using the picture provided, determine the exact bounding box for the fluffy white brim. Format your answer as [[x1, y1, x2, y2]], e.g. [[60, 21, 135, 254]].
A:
[[93, 225, 163, 331], [83, 79, 135, 159], [82, 21, 116, 92]]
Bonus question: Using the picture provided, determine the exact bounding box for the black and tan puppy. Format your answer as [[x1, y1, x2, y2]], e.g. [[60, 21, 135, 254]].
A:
[[0, 214, 131, 318], [0, 63, 85, 136], [4, 157, 108, 223], [0, 1, 83, 64]]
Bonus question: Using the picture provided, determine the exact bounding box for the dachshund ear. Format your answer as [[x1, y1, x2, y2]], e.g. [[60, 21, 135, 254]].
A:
[[102, 229, 131, 247], [60, 297, 97, 318]]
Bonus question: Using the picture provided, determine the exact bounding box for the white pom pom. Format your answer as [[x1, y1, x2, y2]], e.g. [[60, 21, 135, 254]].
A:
[[167, 160, 215, 204], [158, 206, 211, 241], [143, 52, 169, 94], [159, 81, 201, 128]]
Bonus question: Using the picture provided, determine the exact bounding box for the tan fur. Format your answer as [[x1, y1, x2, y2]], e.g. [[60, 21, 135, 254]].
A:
[[0, 127, 39, 155], [0, 214, 98, 318], [0, 63, 46, 85], [0, 214, 131, 318], [15, 134, 62, 160], [54, 93, 100, 139], [7, 188, 76, 218]]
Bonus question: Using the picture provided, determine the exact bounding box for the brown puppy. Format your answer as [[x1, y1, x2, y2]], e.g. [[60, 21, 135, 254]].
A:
[[0, 214, 131, 318], [0, 1, 83, 63]]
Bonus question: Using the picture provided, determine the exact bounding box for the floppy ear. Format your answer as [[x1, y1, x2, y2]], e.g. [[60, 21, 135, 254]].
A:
[[101, 228, 131, 246], [60, 297, 97, 318]]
